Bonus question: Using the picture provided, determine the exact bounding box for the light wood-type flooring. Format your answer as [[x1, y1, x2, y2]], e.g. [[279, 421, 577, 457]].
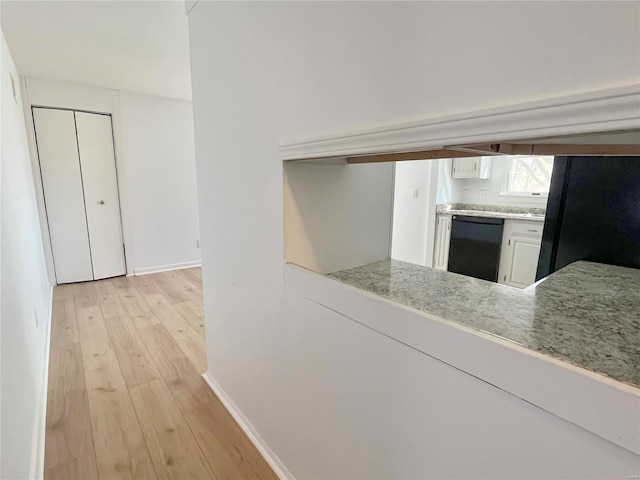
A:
[[44, 268, 277, 480]]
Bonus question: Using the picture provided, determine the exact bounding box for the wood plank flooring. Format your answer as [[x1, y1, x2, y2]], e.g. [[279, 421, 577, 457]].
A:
[[44, 268, 277, 480]]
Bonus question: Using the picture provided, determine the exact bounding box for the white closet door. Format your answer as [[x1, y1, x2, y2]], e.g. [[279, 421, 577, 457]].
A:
[[33, 108, 94, 284], [75, 112, 126, 280]]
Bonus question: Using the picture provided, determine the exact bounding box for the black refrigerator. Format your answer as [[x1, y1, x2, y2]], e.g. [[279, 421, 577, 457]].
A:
[[536, 156, 640, 280]]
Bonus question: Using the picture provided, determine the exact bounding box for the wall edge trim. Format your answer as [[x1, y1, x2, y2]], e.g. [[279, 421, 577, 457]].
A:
[[280, 84, 640, 161], [202, 372, 295, 480]]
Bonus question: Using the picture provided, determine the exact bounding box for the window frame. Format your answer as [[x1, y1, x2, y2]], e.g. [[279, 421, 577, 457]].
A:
[[502, 155, 554, 198]]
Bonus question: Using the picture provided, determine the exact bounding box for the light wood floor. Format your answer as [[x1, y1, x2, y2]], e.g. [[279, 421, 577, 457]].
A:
[[44, 268, 277, 480]]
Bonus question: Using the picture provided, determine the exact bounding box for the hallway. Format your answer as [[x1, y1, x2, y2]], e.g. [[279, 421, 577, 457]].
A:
[[44, 268, 276, 479]]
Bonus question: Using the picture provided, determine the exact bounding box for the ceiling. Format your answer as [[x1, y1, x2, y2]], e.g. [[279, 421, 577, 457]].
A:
[[1, 1, 192, 101]]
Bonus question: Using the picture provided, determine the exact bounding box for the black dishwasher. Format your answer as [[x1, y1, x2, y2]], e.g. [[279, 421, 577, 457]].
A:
[[448, 215, 504, 282]]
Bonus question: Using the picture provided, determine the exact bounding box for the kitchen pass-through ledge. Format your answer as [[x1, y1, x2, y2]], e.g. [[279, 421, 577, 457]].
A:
[[328, 259, 639, 387], [284, 260, 640, 455]]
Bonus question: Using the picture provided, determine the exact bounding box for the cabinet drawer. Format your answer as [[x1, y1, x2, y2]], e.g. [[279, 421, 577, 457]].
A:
[[509, 220, 543, 238]]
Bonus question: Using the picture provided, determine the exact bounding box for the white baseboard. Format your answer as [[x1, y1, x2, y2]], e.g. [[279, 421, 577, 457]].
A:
[[133, 260, 201, 276], [30, 285, 54, 480], [202, 372, 294, 480]]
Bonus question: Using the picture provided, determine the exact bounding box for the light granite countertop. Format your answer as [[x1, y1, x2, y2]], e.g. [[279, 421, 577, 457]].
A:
[[437, 203, 546, 222], [327, 260, 640, 387]]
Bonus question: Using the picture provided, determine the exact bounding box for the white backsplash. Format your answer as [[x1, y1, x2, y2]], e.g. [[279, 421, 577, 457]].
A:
[[437, 158, 549, 209]]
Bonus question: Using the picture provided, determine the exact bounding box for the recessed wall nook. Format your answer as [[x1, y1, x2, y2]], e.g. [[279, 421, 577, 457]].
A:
[[283, 84, 640, 456]]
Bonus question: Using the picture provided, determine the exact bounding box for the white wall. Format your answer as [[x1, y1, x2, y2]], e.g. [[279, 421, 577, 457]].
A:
[[284, 162, 394, 274], [391, 160, 438, 266], [119, 92, 200, 273], [188, 2, 640, 478], [279, 291, 636, 478], [1, 32, 52, 480], [441, 156, 549, 208], [24, 78, 200, 277]]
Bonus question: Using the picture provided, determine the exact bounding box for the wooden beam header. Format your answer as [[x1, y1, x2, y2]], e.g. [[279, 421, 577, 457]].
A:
[[347, 149, 477, 164], [460, 143, 640, 156]]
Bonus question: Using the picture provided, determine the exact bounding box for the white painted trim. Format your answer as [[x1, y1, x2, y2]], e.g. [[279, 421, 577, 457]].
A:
[[280, 84, 640, 161], [284, 264, 640, 455], [133, 260, 201, 276], [202, 373, 295, 480], [109, 91, 135, 276], [30, 286, 53, 480]]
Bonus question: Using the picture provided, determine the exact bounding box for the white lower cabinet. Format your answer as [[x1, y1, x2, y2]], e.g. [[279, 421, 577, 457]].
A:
[[432, 215, 543, 287], [433, 214, 452, 270], [498, 220, 543, 288]]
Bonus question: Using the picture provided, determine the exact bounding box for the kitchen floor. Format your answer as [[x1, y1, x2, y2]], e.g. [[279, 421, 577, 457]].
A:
[[44, 268, 277, 480]]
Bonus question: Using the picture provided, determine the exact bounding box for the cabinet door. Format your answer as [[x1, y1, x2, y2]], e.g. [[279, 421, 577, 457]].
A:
[[433, 215, 452, 270], [75, 112, 127, 280], [506, 236, 541, 288], [452, 158, 479, 178], [33, 108, 94, 284]]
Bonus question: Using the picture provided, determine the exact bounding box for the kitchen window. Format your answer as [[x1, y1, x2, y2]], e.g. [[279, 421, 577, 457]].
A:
[[506, 155, 554, 196]]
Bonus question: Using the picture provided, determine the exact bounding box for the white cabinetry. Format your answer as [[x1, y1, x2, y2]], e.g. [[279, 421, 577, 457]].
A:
[[498, 220, 543, 288], [451, 157, 491, 179], [433, 214, 452, 270]]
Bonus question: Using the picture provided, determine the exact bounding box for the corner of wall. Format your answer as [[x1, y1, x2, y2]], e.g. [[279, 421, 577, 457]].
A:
[[29, 286, 54, 480]]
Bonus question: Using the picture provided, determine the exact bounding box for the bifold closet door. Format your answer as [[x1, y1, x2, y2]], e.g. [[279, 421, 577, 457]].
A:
[[75, 112, 126, 280], [33, 108, 94, 283], [34, 108, 126, 283]]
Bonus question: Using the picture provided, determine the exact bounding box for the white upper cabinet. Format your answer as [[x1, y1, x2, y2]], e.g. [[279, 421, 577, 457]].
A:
[[451, 157, 491, 179]]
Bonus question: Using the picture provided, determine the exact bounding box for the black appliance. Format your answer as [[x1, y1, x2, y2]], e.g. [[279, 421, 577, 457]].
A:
[[536, 156, 640, 280], [448, 215, 504, 282]]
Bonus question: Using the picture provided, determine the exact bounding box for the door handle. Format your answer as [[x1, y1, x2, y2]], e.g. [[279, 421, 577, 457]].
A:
[[98, 200, 105, 205]]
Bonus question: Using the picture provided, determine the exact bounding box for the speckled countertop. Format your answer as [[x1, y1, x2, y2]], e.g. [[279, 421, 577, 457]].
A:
[[327, 260, 640, 387], [437, 203, 546, 222]]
